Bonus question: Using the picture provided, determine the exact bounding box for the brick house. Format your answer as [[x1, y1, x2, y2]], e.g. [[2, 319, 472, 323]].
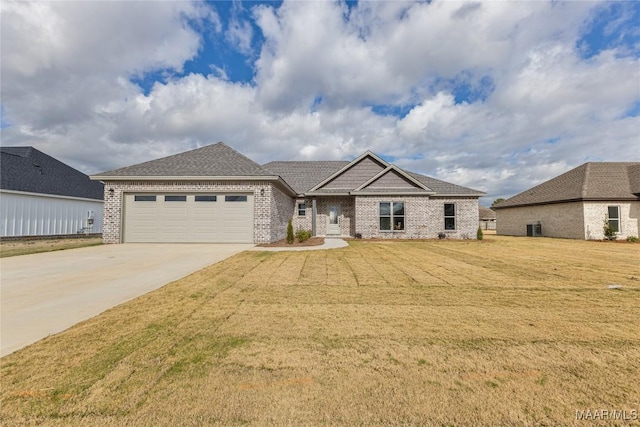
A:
[[494, 162, 640, 240], [91, 142, 484, 243]]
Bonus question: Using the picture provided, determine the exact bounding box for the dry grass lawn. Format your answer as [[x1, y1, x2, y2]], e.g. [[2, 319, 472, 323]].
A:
[[1, 236, 639, 426], [0, 237, 102, 258]]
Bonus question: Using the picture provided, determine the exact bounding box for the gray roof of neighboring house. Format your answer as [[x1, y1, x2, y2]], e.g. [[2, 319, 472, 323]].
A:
[[262, 161, 349, 194], [494, 162, 640, 209], [93, 142, 274, 178], [479, 206, 497, 220], [1, 146, 104, 200]]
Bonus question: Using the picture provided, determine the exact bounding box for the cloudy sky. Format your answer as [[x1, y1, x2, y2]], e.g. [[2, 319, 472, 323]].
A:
[[1, 0, 639, 205]]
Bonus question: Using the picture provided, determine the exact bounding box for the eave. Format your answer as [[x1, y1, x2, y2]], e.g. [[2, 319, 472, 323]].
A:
[[493, 197, 639, 210], [90, 175, 297, 196]]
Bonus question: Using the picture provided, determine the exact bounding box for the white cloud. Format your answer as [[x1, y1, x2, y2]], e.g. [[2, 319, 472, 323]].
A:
[[1, 0, 638, 206], [226, 18, 253, 54]]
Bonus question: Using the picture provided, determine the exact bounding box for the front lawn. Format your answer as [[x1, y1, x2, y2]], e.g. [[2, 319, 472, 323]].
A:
[[0, 237, 102, 258], [1, 237, 639, 426]]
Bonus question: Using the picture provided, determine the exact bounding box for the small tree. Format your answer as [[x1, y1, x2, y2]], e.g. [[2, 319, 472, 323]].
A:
[[286, 219, 294, 244], [603, 216, 617, 240], [477, 226, 484, 240]]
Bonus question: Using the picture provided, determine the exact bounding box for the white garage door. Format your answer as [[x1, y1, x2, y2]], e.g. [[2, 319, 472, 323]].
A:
[[123, 193, 254, 243]]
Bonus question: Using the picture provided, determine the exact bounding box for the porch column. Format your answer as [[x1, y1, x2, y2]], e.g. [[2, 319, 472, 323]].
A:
[[312, 198, 317, 236]]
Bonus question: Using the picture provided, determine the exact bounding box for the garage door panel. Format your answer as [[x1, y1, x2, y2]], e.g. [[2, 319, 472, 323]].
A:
[[124, 193, 253, 243]]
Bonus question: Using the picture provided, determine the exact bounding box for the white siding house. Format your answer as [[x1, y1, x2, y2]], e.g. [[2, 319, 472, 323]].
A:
[[0, 147, 104, 237], [1, 190, 103, 237]]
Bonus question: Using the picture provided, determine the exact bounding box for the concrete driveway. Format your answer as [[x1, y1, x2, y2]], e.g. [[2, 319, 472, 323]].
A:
[[0, 243, 253, 357]]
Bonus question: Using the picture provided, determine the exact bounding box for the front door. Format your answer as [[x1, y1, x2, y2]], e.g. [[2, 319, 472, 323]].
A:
[[327, 204, 341, 235]]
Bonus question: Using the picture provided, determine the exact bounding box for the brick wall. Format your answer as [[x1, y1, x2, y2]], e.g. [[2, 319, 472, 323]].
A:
[[355, 196, 479, 239], [101, 180, 284, 243], [292, 198, 313, 232], [496, 203, 585, 239], [583, 201, 639, 240], [496, 201, 640, 240], [269, 185, 296, 242], [427, 198, 480, 239]]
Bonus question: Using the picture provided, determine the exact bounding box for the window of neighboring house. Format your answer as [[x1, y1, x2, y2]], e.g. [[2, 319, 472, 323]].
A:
[[195, 195, 217, 202], [134, 195, 156, 202], [165, 195, 187, 202], [444, 203, 456, 230], [380, 202, 405, 231], [225, 195, 247, 202], [298, 202, 306, 216], [607, 205, 620, 233]]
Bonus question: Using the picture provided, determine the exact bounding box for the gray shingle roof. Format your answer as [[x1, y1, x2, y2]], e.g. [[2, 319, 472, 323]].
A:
[[1, 146, 104, 200], [407, 172, 485, 196], [93, 142, 484, 197], [262, 161, 349, 193], [479, 206, 496, 220], [93, 142, 274, 177], [494, 162, 640, 209], [264, 161, 484, 196]]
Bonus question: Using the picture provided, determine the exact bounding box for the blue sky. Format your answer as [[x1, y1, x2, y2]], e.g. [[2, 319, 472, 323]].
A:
[[1, 0, 639, 204]]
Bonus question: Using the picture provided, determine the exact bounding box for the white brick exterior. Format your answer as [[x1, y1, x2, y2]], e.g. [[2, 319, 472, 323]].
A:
[[292, 196, 481, 239], [103, 183, 482, 243], [496, 201, 640, 240], [101, 180, 291, 244], [292, 198, 313, 232], [584, 202, 639, 240]]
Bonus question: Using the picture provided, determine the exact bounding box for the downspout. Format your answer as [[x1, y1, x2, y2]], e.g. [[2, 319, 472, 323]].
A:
[[312, 198, 317, 236]]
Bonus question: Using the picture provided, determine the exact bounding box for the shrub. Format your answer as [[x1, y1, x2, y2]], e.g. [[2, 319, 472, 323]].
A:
[[603, 217, 617, 240], [286, 219, 294, 244], [477, 226, 484, 240], [296, 229, 312, 243], [627, 236, 639, 243], [438, 232, 446, 240]]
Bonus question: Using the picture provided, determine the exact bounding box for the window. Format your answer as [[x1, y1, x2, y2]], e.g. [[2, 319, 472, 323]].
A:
[[165, 195, 186, 202], [225, 195, 247, 202], [298, 202, 306, 216], [195, 195, 217, 202], [607, 206, 620, 233], [379, 202, 405, 231], [134, 195, 156, 202], [444, 203, 456, 230]]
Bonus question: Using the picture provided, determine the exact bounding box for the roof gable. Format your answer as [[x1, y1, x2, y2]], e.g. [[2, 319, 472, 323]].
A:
[[93, 142, 273, 178], [495, 162, 640, 208], [0, 146, 104, 200], [310, 152, 388, 192], [354, 165, 433, 193]]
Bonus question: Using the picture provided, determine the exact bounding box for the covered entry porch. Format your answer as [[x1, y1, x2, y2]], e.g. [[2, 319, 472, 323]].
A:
[[295, 196, 355, 238]]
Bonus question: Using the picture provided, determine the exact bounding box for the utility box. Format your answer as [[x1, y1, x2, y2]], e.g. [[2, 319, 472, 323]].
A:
[[526, 223, 542, 237]]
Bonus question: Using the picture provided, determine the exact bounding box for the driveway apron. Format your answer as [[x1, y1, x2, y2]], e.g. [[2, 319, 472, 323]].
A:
[[0, 243, 253, 357]]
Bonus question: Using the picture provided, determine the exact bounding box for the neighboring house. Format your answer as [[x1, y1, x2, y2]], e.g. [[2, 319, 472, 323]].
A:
[[494, 162, 640, 240], [1, 147, 104, 237], [91, 142, 485, 244], [479, 206, 496, 230]]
